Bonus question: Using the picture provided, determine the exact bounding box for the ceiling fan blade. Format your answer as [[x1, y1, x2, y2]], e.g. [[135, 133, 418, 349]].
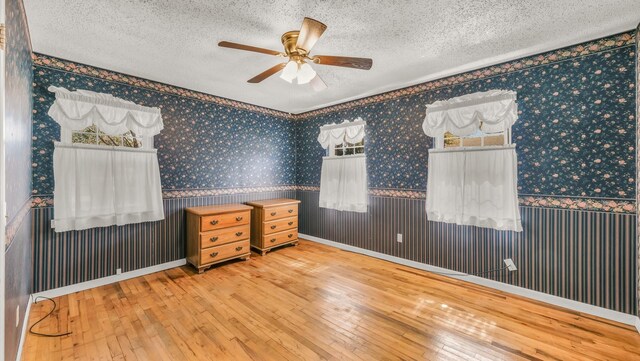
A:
[[218, 41, 282, 56], [296, 17, 327, 52], [312, 55, 373, 70], [247, 63, 287, 83], [310, 75, 328, 91]]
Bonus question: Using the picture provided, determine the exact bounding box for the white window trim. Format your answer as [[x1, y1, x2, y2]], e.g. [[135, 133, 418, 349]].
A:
[[434, 127, 512, 149], [60, 127, 154, 150]]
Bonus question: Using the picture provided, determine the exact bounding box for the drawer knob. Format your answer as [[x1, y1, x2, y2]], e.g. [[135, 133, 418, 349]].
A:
[[270, 225, 276, 230], [271, 212, 277, 216], [288, 222, 293, 226], [235, 246, 243, 251], [210, 251, 219, 258], [288, 234, 293, 238], [210, 236, 218, 242], [210, 220, 219, 225], [235, 232, 243, 237], [288, 209, 293, 213], [270, 238, 276, 243], [236, 216, 243, 221]]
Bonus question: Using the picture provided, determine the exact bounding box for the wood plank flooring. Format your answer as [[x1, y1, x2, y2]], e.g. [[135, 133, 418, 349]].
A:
[[22, 240, 640, 360]]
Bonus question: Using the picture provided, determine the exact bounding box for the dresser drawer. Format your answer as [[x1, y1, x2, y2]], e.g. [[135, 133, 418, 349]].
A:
[[200, 224, 250, 248], [200, 240, 250, 264], [263, 229, 298, 248], [263, 216, 298, 235], [201, 211, 250, 232], [263, 204, 298, 221]]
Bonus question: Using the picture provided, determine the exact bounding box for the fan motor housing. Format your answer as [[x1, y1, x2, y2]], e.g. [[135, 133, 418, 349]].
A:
[[281, 31, 304, 57]]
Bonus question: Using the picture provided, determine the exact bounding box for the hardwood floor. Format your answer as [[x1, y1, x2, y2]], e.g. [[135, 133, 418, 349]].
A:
[[22, 240, 640, 360]]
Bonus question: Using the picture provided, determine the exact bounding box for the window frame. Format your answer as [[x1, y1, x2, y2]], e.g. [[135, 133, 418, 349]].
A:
[[327, 139, 365, 157], [60, 126, 154, 150], [435, 125, 512, 149]]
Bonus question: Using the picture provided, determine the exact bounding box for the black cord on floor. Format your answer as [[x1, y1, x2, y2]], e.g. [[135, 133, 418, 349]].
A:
[[29, 296, 72, 337], [430, 265, 511, 277]]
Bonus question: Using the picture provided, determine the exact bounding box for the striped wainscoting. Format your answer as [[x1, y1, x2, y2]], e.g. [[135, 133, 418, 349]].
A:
[[32, 190, 296, 292], [296, 190, 637, 315]]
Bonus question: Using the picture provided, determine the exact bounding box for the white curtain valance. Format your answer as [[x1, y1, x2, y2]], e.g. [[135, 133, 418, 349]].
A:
[[319, 154, 368, 212], [426, 146, 522, 232], [52, 143, 165, 232], [48, 86, 164, 137], [422, 90, 517, 137], [317, 118, 365, 149]]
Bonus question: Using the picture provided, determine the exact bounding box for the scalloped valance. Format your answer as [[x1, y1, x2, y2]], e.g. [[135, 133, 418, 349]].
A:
[[47, 86, 164, 136], [422, 90, 517, 137], [317, 118, 366, 149]]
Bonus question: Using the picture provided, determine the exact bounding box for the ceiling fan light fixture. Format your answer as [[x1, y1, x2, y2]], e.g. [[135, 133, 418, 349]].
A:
[[280, 60, 298, 83], [219, 17, 373, 89], [297, 63, 316, 84]]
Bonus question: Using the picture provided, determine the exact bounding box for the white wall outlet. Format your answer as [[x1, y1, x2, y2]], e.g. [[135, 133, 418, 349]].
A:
[[503, 258, 517, 271], [116, 268, 122, 275], [16, 305, 20, 327], [396, 233, 403, 243]]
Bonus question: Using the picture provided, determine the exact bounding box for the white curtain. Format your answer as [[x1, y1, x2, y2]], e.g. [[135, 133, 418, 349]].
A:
[[48, 86, 164, 136], [53, 144, 164, 232], [319, 155, 368, 212], [317, 118, 365, 149], [426, 146, 522, 232], [423, 90, 517, 137]]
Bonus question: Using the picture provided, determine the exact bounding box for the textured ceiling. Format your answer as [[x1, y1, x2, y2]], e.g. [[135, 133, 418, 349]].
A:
[[24, 0, 638, 114]]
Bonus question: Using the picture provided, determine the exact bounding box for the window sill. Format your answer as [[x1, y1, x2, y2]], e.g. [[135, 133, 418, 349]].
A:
[[54, 141, 157, 153]]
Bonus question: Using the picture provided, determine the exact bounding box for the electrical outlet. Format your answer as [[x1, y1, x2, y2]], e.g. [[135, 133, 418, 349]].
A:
[[397, 233, 403, 243], [16, 305, 20, 327], [503, 258, 517, 271], [116, 268, 122, 275]]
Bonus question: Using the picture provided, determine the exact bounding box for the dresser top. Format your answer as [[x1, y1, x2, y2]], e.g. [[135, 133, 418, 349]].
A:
[[245, 198, 301, 208], [185, 203, 253, 216]]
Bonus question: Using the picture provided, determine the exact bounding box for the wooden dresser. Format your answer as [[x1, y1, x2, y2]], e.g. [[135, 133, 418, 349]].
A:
[[246, 198, 301, 255], [185, 204, 253, 273]]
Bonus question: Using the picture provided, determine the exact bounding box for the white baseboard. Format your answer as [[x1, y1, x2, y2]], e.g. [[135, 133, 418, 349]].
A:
[[300, 233, 640, 330], [15, 295, 33, 361], [31, 259, 186, 300]]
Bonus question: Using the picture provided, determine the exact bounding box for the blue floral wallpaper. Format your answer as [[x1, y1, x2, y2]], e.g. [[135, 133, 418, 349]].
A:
[[31, 65, 296, 196], [296, 45, 637, 201], [5, 0, 33, 222], [5, 1, 33, 361]]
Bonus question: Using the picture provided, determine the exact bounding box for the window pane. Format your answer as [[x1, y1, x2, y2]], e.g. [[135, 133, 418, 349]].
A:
[[98, 134, 122, 146], [72, 132, 98, 145], [122, 135, 142, 148], [484, 134, 506, 146], [444, 137, 461, 147], [462, 137, 482, 147]]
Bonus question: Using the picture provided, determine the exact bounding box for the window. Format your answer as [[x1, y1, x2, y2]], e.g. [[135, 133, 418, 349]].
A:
[[68, 125, 144, 148], [439, 124, 510, 149], [317, 119, 368, 213], [423, 89, 521, 231], [48, 86, 165, 232], [330, 139, 365, 156], [61, 125, 153, 149]]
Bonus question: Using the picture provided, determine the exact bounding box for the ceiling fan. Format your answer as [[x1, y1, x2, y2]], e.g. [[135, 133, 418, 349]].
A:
[[218, 17, 373, 91]]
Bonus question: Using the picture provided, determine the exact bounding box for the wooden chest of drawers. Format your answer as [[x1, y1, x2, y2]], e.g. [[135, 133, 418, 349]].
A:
[[185, 204, 253, 273], [246, 198, 301, 256]]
